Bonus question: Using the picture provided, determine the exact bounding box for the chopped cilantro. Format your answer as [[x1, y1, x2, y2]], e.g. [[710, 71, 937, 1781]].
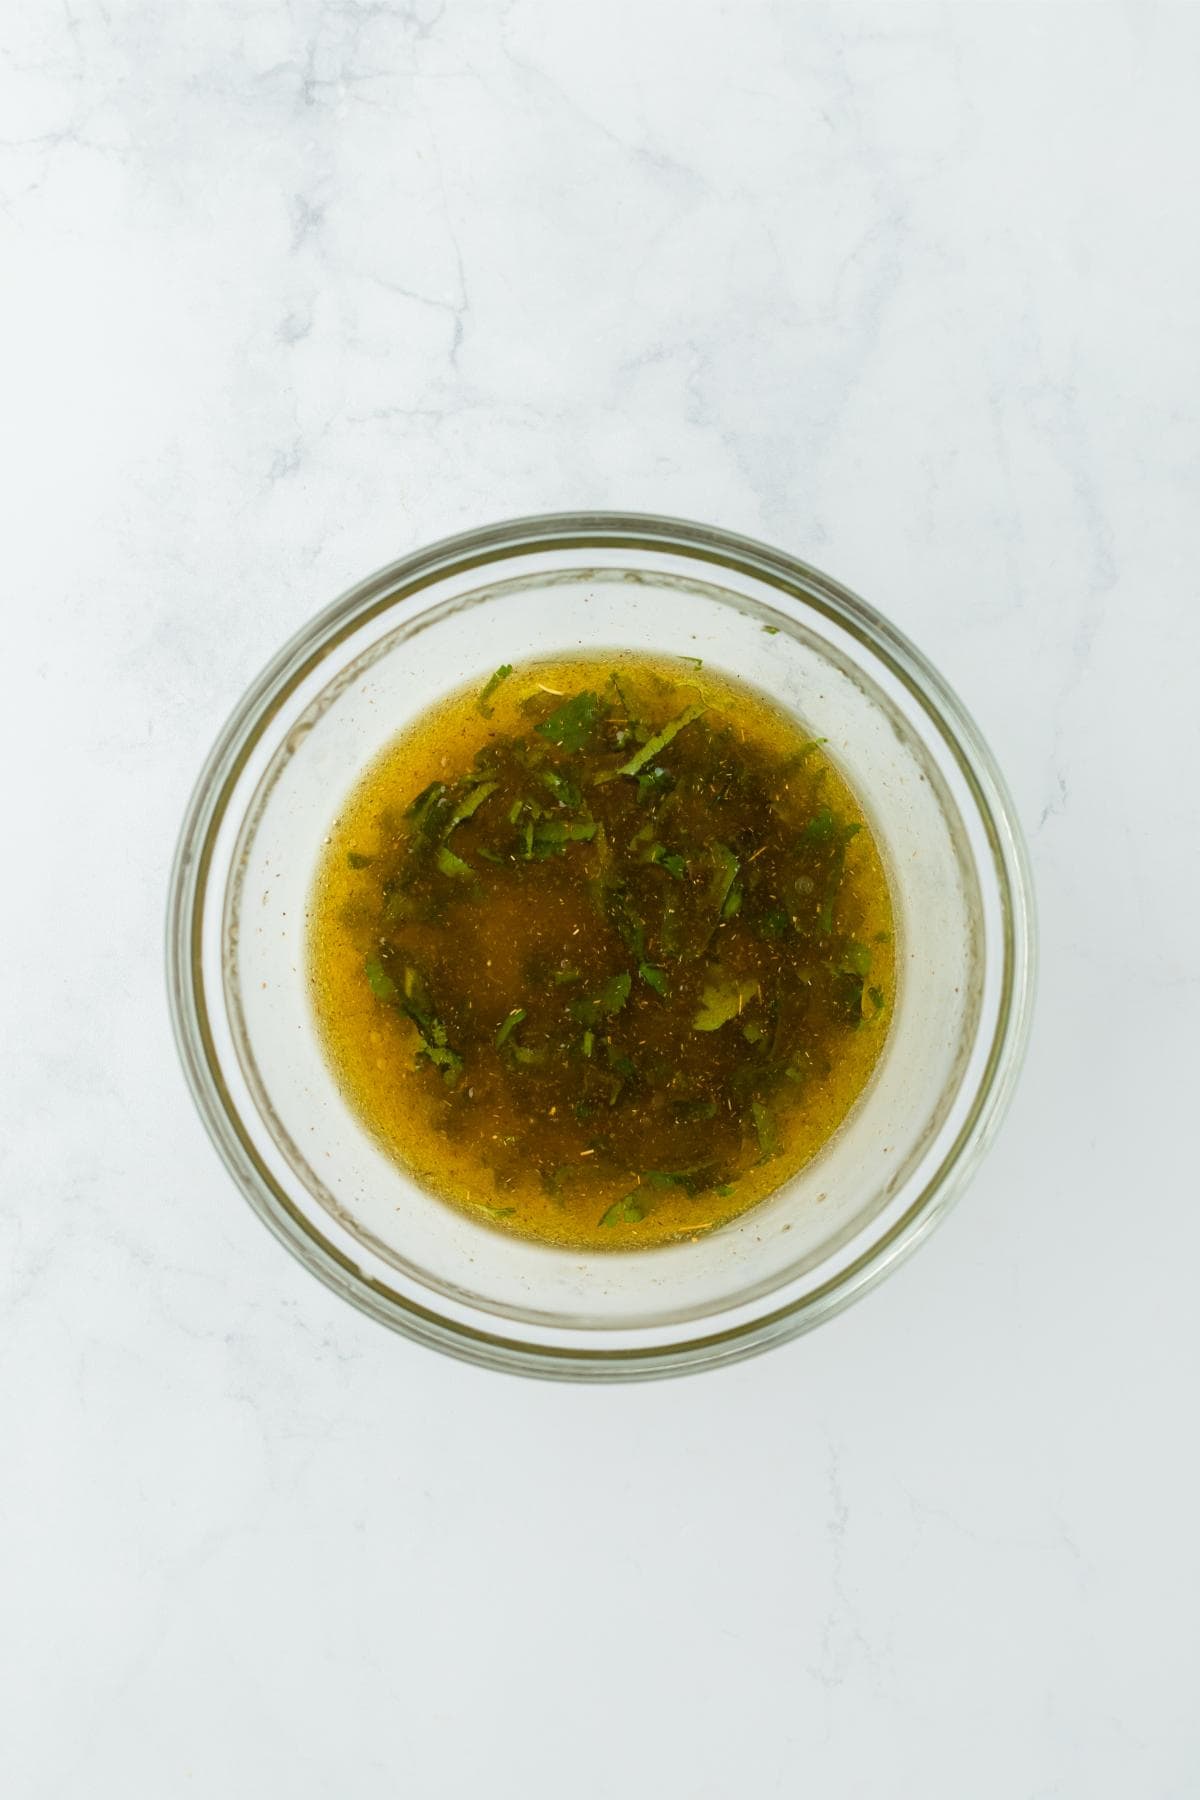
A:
[[406, 781, 449, 837], [528, 818, 598, 860], [803, 806, 838, 843], [651, 846, 686, 880], [639, 963, 668, 997], [535, 691, 603, 753], [347, 851, 373, 869], [601, 701, 706, 782], [693, 969, 761, 1032], [840, 941, 872, 977], [831, 969, 866, 1025], [495, 1007, 526, 1048], [477, 664, 513, 717], [365, 953, 396, 1000], [758, 906, 790, 940], [445, 780, 498, 835], [635, 763, 676, 805], [600, 970, 632, 1014], [435, 845, 473, 879], [599, 1193, 646, 1226], [751, 1099, 777, 1158], [708, 843, 739, 914], [539, 768, 582, 809]]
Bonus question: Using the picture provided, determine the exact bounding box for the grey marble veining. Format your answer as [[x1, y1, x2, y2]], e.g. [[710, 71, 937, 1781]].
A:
[[2, 3, 1198, 1795]]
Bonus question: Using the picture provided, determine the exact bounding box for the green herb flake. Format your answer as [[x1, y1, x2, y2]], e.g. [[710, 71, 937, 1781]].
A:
[[553, 967, 581, 985], [761, 625, 780, 636], [751, 1099, 777, 1158], [831, 970, 866, 1025], [635, 764, 675, 805], [652, 846, 687, 880], [639, 963, 669, 997], [495, 1007, 526, 1048], [599, 1193, 646, 1227], [535, 690, 603, 754], [445, 779, 498, 835], [600, 970, 632, 1015], [435, 845, 473, 880], [364, 953, 397, 1000], [758, 906, 790, 940], [803, 805, 838, 843], [692, 969, 761, 1032], [347, 851, 373, 869], [406, 781, 449, 837], [539, 768, 582, 810], [526, 818, 599, 860], [477, 664, 513, 717], [397, 971, 464, 1086], [707, 843, 739, 915], [841, 941, 873, 977], [602, 701, 706, 782]]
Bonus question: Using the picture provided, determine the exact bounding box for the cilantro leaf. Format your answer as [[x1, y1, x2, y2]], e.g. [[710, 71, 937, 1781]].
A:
[[535, 691, 603, 753], [599, 701, 706, 782], [445, 780, 498, 835], [650, 845, 686, 880], [528, 817, 598, 859], [435, 845, 473, 880], [600, 970, 632, 1014], [406, 781, 450, 838], [751, 1099, 777, 1158], [365, 953, 397, 1000], [495, 1007, 526, 1048], [692, 968, 761, 1032], [599, 1193, 646, 1226], [477, 664, 513, 718], [707, 842, 739, 914], [635, 764, 675, 805], [539, 768, 582, 810]]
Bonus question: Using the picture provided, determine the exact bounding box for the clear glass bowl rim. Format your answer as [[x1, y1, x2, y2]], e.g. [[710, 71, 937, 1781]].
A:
[[166, 510, 1036, 1381]]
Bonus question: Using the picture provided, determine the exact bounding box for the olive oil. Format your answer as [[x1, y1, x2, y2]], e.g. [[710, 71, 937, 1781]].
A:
[[308, 654, 894, 1251]]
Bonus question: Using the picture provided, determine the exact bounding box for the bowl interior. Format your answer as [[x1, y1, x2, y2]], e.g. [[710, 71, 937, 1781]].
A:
[[216, 553, 996, 1340]]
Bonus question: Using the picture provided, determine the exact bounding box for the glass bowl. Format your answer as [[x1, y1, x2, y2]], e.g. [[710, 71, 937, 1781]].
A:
[[167, 513, 1035, 1380]]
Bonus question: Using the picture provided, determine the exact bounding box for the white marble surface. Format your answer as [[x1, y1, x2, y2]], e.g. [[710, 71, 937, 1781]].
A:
[[3, 2, 1199, 1793]]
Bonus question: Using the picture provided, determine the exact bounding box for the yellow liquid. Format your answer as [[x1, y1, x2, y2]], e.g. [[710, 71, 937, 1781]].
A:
[[309, 654, 894, 1251]]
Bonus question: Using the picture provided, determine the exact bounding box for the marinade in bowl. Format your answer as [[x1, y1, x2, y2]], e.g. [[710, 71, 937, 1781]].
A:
[[310, 654, 895, 1252]]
